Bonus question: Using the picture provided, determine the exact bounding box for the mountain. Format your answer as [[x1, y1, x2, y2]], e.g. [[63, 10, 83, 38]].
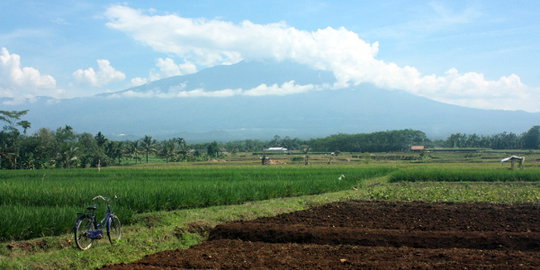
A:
[[109, 60, 336, 95], [5, 61, 540, 142]]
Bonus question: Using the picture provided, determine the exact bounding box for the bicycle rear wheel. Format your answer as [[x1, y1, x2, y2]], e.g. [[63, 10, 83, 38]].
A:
[[107, 215, 122, 244], [74, 217, 94, 250]]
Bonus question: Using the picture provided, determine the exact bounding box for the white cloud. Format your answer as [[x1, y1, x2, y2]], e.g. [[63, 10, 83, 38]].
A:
[[0, 47, 63, 103], [109, 81, 313, 98], [105, 5, 540, 112], [155, 57, 197, 78], [73, 59, 125, 87], [130, 76, 149, 87], [110, 88, 238, 98], [130, 57, 197, 86], [243, 81, 315, 96]]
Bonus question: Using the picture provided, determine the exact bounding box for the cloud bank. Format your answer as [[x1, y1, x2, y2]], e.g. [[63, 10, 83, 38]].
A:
[[105, 5, 540, 112], [131, 57, 197, 86], [73, 59, 126, 87], [0, 47, 63, 103], [110, 81, 316, 98]]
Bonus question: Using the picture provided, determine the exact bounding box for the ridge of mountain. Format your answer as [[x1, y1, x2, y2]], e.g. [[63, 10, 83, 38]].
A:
[[108, 60, 336, 95], [4, 61, 539, 142]]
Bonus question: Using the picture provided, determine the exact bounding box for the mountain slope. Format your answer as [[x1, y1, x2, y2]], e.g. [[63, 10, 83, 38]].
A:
[[6, 61, 540, 141], [110, 60, 336, 95]]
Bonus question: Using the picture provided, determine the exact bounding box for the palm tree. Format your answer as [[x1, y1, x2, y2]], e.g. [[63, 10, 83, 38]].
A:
[[57, 145, 79, 168], [123, 140, 138, 163], [17, 120, 31, 135], [105, 141, 124, 165], [159, 140, 176, 162], [140, 135, 156, 163], [159, 137, 188, 162], [175, 137, 188, 161], [0, 110, 28, 130]]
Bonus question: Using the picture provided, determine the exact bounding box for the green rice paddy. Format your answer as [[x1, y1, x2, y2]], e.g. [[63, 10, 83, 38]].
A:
[[0, 166, 392, 241], [389, 167, 540, 182]]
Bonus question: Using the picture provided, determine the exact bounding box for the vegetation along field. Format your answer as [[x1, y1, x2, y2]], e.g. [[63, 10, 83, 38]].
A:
[[1, 158, 540, 269], [1, 111, 540, 269], [0, 165, 392, 241]]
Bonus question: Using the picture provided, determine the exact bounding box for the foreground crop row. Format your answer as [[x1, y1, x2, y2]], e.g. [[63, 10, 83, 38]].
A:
[[0, 166, 391, 241], [390, 168, 540, 182], [3, 165, 540, 242]]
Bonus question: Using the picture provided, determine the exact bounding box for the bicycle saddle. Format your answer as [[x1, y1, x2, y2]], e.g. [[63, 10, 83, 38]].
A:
[[87, 205, 97, 211]]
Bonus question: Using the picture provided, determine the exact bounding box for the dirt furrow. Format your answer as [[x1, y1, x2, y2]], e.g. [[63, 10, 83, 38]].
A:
[[101, 200, 540, 269]]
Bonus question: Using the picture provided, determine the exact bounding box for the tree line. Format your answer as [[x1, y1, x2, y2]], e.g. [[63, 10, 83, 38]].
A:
[[308, 129, 429, 152], [442, 126, 540, 149], [0, 110, 213, 169], [1, 110, 539, 169]]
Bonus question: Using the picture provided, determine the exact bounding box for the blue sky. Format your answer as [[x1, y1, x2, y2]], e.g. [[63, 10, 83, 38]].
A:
[[1, 0, 539, 111]]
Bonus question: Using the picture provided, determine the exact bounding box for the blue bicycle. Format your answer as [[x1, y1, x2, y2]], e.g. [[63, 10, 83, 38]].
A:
[[74, 195, 122, 250]]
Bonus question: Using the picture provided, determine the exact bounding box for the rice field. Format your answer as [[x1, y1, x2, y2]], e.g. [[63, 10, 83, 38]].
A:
[[379, 167, 540, 204], [3, 157, 540, 242], [389, 167, 540, 182], [366, 181, 540, 203], [0, 165, 392, 241]]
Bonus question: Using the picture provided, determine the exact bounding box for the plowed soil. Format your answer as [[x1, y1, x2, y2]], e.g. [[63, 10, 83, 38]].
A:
[[102, 200, 540, 269]]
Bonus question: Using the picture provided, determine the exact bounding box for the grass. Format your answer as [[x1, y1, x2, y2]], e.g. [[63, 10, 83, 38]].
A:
[[0, 184, 376, 270], [367, 181, 540, 203], [389, 167, 540, 182], [0, 165, 393, 241], [2, 152, 540, 269], [2, 173, 539, 269]]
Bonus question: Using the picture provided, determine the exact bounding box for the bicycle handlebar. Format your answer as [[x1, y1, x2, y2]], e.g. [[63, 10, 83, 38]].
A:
[[92, 195, 118, 201]]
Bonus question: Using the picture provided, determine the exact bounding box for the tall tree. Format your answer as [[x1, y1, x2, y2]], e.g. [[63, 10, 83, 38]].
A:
[[18, 120, 31, 135], [0, 110, 28, 129], [523, 126, 540, 149], [78, 132, 101, 167], [95, 132, 107, 147], [0, 110, 29, 169], [125, 140, 142, 163], [105, 141, 124, 165], [158, 137, 188, 162], [207, 141, 220, 158], [0, 130, 20, 169], [56, 125, 75, 143], [140, 135, 157, 163], [57, 145, 79, 168]]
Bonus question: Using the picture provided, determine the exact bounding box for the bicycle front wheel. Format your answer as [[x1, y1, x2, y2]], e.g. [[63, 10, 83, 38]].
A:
[[107, 215, 122, 244], [74, 217, 94, 250]]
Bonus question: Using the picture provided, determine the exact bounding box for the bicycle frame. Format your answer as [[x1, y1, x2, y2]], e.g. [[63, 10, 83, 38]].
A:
[[77, 204, 114, 231], [74, 195, 121, 249], [96, 205, 115, 230]]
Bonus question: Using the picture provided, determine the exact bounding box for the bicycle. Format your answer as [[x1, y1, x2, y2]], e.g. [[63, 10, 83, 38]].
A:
[[74, 195, 122, 250]]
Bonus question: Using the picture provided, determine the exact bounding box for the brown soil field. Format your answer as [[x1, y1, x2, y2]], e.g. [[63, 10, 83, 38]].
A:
[[102, 200, 540, 269]]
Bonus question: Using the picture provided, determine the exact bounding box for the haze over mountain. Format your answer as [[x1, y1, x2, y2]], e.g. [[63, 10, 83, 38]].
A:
[[5, 61, 539, 142]]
